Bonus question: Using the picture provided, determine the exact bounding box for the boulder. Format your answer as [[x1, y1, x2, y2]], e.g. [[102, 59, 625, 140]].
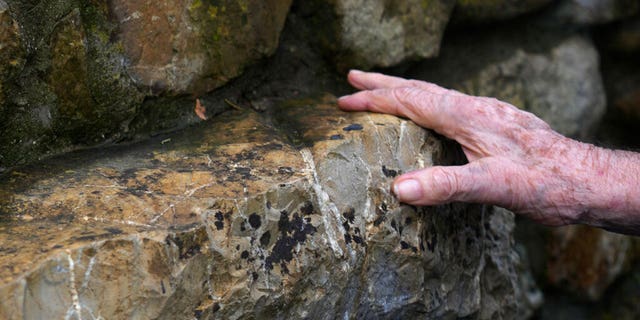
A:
[[0, 0, 292, 168], [0, 96, 538, 319], [110, 0, 293, 95], [451, 0, 553, 24], [408, 27, 606, 140], [296, 0, 456, 70]]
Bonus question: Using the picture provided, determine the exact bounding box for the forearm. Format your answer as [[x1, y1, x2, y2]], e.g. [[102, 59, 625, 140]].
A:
[[576, 145, 640, 234]]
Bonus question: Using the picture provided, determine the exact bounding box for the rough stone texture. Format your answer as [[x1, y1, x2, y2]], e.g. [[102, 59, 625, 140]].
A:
[[111, 0, 293, 95], [545, 226, 630, 300], [297, 0, 455, 70], [408, 26, 606, 140], [451, 0, 553, 24], [0, 97, 537, 319], [0, 0, 292, 169], [0, 0, 145, 168], [542, 0, 640, 25]]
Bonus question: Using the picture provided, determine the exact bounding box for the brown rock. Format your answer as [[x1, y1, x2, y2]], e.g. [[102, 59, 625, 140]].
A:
[[0, 96, 536, 318], [110, 0, 293, 95]]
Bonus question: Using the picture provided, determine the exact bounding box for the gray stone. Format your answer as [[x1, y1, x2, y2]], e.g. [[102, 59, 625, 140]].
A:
[[0, 97, 536, 319], [298, 0, 455, 70], [408, 27, 606, 140]]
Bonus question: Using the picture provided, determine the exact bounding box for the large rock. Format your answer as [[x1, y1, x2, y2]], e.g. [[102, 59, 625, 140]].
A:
[[408, 27, 606, 140], [111, 0, 292, 95], [0, 97, 538, 319], [0, 0, 292, 168], [297, 0, 455, 70]]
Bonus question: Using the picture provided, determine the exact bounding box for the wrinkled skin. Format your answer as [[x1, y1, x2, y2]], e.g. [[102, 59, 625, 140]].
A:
[[338, 71, 640, 234]]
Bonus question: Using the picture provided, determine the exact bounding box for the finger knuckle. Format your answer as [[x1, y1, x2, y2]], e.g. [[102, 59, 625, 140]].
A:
[[392, 87, 424, 107], [430, 167, 460, 202]]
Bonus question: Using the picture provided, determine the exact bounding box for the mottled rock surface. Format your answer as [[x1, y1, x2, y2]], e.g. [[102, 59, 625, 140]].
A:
[[111, 0, 292, 95], [408, 26, 606, 140], [297, 0, 455, 70], [0, 97, 536, 319], [0, 0, 292, 168]]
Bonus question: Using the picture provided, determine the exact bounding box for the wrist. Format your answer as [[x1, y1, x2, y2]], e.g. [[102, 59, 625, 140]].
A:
[[574, 144, 640, 233]]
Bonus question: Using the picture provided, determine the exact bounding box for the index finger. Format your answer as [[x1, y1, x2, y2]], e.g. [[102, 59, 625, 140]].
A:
[[347, 70, 465, 98], [337, 86, 472, 139]]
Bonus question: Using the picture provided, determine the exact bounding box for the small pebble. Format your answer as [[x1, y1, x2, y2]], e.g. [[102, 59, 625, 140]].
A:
[[343, 124, 363, 131]]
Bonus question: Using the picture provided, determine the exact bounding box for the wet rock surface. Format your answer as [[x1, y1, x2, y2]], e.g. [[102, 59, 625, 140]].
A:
[[0, 97, 535, 319]]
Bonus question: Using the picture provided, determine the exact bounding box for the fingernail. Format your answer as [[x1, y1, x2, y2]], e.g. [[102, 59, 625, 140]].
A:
[[393, 179, 423, 202], [337, 94, 352, 102], [350, 69, 364, 74]]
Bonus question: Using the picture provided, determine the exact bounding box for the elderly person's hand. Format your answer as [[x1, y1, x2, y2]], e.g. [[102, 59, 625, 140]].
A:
[[338, 70, 640, 234]]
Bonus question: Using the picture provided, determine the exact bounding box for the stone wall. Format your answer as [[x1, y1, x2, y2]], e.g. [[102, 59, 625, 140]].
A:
[[1, 0, 639, 319]]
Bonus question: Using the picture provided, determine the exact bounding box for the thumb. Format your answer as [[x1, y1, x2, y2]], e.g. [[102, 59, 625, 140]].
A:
[[392, 162, 500, 206]]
